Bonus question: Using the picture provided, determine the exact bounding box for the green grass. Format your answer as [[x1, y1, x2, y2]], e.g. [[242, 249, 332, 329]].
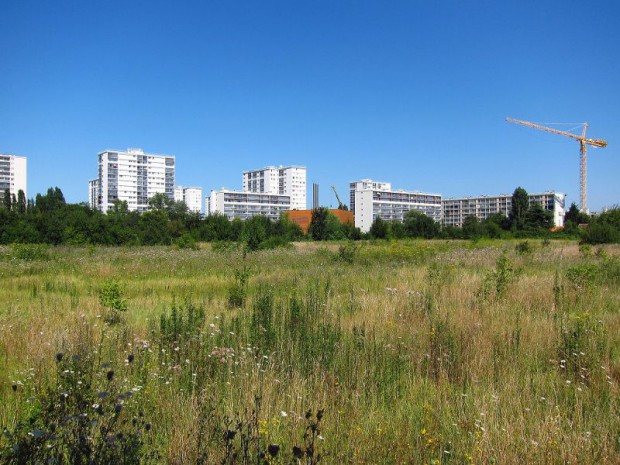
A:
[[0, 240, 619, 464]]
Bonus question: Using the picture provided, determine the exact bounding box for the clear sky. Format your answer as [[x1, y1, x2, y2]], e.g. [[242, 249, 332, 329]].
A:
[[1, 0, 619, 212]]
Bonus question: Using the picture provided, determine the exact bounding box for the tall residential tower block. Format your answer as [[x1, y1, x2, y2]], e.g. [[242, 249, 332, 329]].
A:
[[0, 154, 27, 198], [242, 166, 306, 210], [92, 148, 175, 213]]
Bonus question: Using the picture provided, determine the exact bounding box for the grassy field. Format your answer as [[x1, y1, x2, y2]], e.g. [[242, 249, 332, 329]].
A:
[[0, 240, 619, 464]]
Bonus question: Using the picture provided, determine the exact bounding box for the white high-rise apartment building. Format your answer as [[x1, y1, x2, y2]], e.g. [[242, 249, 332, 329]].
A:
[[95, 148, 175, 213], [442, 192, 566, 227], [351, 179, 442, 232], [242, 166, 306, 210], [0, 154, 27, 198], [349, 179, 392, 214], [207, 189, 291, 221], [174, 186, 203, 214], [88, 179, 99, 210]]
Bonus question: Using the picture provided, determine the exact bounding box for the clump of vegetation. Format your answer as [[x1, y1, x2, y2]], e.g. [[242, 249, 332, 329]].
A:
[[227, 267, 251, 308], [515, 240, 533, 256], [212, 240, 241, 253], [175, 233, 199, 250], [557, 312, 605, 384], [9, 243, 50, 261], [335, 241, 359, 264], [579, 243, 593, 257], [99, 280, 128, 324], [478, 253, 516, 301], [566, 264, 598, 291], [0, 352, 155, 464]]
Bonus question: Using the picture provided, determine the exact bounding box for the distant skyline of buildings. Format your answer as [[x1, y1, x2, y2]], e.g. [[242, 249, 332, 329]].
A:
[[3, 149, 568, 231]]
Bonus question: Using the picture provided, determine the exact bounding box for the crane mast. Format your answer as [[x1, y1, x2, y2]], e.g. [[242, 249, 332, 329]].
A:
[[331, 185, 345, 210], [506, 117, 607, 213]]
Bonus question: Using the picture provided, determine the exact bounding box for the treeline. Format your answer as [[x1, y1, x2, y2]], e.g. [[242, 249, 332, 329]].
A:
[[1, 187, 619, 247]]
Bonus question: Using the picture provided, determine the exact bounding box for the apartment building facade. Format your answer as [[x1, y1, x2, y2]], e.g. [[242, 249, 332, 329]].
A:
[[349, 179, 392, 215], [351, 179, 442, 232], [442, 192, 566, 227], [0, 154, 27, 198], [242, 166, 306, 210], [207, 190, 291, 221], [95, 148, 175, 213], [174, 186, 203, 214], [88, 179, 99, 210]]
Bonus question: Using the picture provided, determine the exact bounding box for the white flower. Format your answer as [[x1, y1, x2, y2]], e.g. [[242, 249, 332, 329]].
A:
[[280, 411, 288, 417]]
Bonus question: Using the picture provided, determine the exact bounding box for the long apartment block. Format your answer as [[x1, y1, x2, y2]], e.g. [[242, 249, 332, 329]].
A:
[[207, 189, 291, 221], [92, 148, 175, 213], [350, 179, 442, 232], [442, 192, 566, 227], [0, 154, 27, 198]]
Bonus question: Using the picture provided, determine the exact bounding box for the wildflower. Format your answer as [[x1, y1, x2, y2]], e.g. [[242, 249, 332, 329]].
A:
[[127, 353, 134, 363], [56, 353, 63, 362], [145, 422, 152, 431], [268, 444, 280, 457], [292, 446, 304, 459], [114, 404, 123, 414], [107, 370, 114, 381], [280, 411, 288, 417]]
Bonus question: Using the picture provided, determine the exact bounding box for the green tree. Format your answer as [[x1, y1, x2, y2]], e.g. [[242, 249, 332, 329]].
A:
[[510, 187, 529, 230], [369, 217, 389, 239], [243, 215, 270, 251], [3, 189, 11, 210], [564, 202, 590, 226], [403, 210, 440, 239], [148, 192, 173, 211], [308, 207, 329, 241], [139, 210, 171, 245], [16, 189, 26, 214], [524, 202, 554, 230], [462, 215, 485, 239]]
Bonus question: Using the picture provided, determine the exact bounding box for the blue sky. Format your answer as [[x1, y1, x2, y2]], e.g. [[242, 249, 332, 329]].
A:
[[1, 0, 619, 211]]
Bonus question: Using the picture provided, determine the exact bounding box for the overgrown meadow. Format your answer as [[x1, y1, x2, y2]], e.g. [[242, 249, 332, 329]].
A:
[[0, 240, 619, 464]]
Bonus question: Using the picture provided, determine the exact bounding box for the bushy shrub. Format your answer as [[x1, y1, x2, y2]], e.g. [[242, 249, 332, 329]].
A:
[[258, 236, 291, 250], [515, 240, 533, 256], [9, 243, 50, 261], [335, 241, 359, 263], [227, 267, 251, 308], [99, 280, 128, 324], [175, 233, 199, 250]]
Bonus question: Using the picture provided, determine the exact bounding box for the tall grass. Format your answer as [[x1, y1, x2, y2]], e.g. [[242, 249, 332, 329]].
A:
[[0, 241, 618, 463]]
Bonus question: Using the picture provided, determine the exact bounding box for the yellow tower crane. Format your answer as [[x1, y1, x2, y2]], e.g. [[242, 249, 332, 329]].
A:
[[506, 117, 607, 213]]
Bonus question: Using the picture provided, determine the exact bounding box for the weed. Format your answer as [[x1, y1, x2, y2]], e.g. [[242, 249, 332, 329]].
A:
[[566, 264, 598, 291], [515, 240, 533, 256], [335, 241, 359, 264], [99, 280, 128, 324], [579, 243, 593, 257], [0, 352, 155, 464], [228, 266, 251, 308]]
